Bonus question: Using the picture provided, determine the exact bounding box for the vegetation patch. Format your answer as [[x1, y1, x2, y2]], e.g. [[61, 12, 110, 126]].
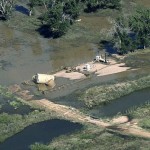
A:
[[30, 125, 150, 150], [79, 75, 150, 108], [9, 100, 23, 109], [123, 49, 150, 68], [0, 110, 59, 143], [0, 85, 60, 143], [126, 102, 150, 131]]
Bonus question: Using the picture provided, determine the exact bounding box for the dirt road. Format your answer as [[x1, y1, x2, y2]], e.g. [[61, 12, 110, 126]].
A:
[[31, 99, 150, 138]]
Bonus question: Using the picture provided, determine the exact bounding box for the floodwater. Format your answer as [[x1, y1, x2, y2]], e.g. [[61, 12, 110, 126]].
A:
[[0, 119, 82, 150], [0, 95, 33, 115], [0, 1, 150, 148], [136, 0, 150, 7], [0, 22, 96, 85], [0, 0, 149, 86], [0, 1, 112, 86], [44, 67, 150, 101], [89, 88, 150, 117]]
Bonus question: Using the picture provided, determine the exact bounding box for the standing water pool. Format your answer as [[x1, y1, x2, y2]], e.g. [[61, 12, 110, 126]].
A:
[[0, 119, 83, 150]]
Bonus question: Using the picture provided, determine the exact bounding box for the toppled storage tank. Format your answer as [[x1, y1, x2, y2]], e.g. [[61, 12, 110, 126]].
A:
[[33, 73, 55, 84]]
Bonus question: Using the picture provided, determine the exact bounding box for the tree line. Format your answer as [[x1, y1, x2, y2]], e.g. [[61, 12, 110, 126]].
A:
[[0, 0, 121, 37], [27, 0, 122, 37], [110, 7, 150, 54], [0, 0, 149, 53]]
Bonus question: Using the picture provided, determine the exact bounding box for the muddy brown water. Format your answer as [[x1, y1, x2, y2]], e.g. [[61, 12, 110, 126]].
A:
[[136, 0, 150, 7], [0, 23, 97, 85], [0, 0, 149, 86]]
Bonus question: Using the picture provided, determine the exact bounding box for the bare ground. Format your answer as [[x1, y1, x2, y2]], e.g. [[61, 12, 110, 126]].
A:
[[53, 59, 133, 80]]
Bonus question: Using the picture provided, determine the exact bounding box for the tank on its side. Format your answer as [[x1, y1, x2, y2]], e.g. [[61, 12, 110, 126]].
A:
[[32, 73, 55, 84]]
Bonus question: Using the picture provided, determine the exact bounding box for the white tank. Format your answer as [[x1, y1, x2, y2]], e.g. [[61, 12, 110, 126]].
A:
[[85, 64, 91, 71], [33, 73, 55, 84], [96, 56, 100, 61]]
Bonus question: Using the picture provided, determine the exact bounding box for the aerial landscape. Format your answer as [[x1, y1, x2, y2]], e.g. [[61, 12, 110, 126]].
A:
[[0, 0, 150, 150]]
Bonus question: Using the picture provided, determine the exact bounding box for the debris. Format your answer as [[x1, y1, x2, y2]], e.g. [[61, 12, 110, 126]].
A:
[[83, 64, 91, 71], [64, 67, 77, 73], [75, 19, 81, 22]]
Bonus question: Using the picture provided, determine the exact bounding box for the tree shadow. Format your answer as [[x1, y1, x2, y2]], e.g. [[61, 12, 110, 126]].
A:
[[100, 40, 117, 55], [37, 25, 65, 39], [0, 16, 7, 20], [36, 25, 53, 38], [15, 5, 29, 15], [84, 5, 99, 13]]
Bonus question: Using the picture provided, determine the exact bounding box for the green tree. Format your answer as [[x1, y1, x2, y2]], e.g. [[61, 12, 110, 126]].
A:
[[84, 0, 121, 12], [112, 15, 135, 54], [0, 0, 16, 20], [100, 0, 121, 9], [63, 0, 80, 20], [43, 2, 70, 37], [40, 0, 81, 37], [129, 7, 150, 49], [28, 0, 51, 16]]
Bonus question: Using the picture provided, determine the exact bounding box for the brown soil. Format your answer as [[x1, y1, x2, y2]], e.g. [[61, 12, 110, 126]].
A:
[[53, 59, 133, 80]]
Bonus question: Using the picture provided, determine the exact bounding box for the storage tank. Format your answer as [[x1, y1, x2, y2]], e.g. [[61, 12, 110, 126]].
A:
[[33, 73, 55, 84]]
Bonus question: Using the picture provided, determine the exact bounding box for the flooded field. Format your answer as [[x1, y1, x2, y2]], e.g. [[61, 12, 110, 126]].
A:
[[0, 0, 149, 86], [0, 95, 33, 115], [0, 22, 99, 85], [0, 0, 150, 148]]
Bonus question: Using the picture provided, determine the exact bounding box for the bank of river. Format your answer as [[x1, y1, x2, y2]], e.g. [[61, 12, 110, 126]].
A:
[[89, 87, 150, 118], [0, 119, 82, 150]]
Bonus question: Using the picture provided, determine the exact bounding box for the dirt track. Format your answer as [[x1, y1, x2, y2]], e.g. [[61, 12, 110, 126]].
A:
[[31, 99, 150, 138]]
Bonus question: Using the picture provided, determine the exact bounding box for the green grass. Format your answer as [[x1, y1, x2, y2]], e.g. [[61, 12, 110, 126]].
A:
[[9, 100, 23, 109], [123, 49, 150, 68], [30, 124, 150, 150], [0, 85, 60, 143], [126, 102, 150, 131], [79, 75, 150, 108], [0, 110, 59, 143]]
